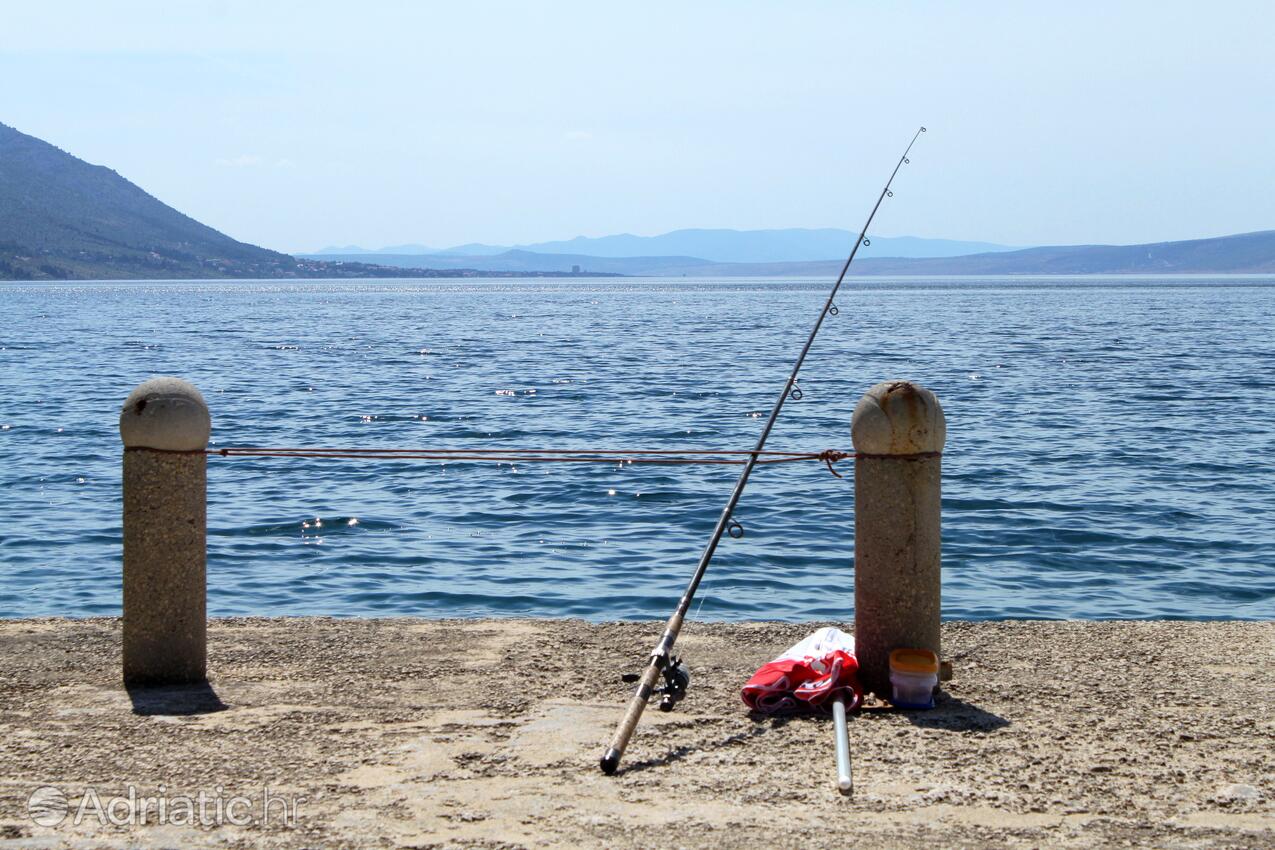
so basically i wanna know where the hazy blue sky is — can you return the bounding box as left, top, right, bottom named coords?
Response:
left=3, top=1, right=1272, bottom=253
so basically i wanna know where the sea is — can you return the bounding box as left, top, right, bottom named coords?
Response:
left=1, top=277, right=1272, bottom=621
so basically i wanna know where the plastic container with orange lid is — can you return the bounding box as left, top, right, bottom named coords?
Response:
left=889, top=648, right=939, bottom=709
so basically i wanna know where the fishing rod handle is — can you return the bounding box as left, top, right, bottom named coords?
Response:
left=600, top=659, right=662, bottom=774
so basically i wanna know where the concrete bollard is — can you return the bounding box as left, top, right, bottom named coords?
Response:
left=119, top=377, right=211, bottom=684
left=851, top=380, right=946, bottom=698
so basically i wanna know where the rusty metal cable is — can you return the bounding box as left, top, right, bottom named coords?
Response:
left=208, top=446, right=854, bottom=475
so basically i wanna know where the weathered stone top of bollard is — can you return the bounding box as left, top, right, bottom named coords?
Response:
left=851, top=380, right=946, bottom=456
left=119, top=377, right=211, bottom=451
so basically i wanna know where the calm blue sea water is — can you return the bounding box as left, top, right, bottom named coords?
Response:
left=1, top=278, right=1272, bottom=621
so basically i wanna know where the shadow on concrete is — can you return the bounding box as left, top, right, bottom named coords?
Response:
left=126, top=680, right=228, bottom=716
left=615, top=693, right=1007, bottom=775
left=618, top=716, right=790, bottom=775
left=894, top=693, right=1009, bottom=732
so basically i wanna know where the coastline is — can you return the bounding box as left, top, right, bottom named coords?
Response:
left=6, top=272, right=1275, bottom=284
left=0, top=618, right=1270, bottom=848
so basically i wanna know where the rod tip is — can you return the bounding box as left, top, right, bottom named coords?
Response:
left=600, top=749, right=621, bottom=775
left=838, top=779, right=853, bottom=796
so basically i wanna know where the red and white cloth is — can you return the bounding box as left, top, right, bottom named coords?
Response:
left=740, top=627, right=862, bottom=715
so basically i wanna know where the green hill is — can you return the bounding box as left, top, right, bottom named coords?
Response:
left=0, top=123, right=621, bottom=281
left=0, top=122, right=311, bottom=280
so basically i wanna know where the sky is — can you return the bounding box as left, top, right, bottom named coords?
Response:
left=2, top=1, right=1273, bottom=254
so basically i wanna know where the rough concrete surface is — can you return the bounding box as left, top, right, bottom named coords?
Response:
left=853, top=455, right=942, bottom=694
left=0, top=618, right=1271, bottom=849
left=121, top=450, right=207, bottom=684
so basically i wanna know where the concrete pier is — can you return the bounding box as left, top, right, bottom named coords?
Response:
left=2, top=618, right=1270, bottom=848
left=119, top=377, right=211, bottom=684
left=851, top=380, right=946, bottom=698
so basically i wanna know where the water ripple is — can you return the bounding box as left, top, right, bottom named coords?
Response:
left=1, top=277, right=1273, bottom=621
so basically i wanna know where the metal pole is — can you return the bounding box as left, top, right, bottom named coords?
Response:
left=833, top=694, right=853, bottom=795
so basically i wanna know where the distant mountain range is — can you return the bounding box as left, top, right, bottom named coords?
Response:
left=306, top=230, right=1275, bottom=277
left=313, top=230, right=1016, bottom=263
left=712, top=230, right=1275, bottom=276
left=4, top=121, right=1274, bottom=280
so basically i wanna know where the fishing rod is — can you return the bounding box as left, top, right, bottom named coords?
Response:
left=599, top=126, right=927, bottom=775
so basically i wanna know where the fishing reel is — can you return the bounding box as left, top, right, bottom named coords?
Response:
left=621, top=656, right=691, bottom=712
left=657, top=657, right=690, bottom=711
